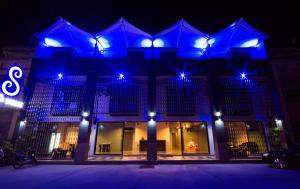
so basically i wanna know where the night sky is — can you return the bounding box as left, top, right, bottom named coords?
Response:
left=0, top=0, right=299, bottom=48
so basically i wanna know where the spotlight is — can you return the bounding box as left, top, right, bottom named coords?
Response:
left=20, top=120, right=26, bottom=127
left=119, top=73, right=124, bottom=80
left=148, top=118, right=156, bottom=126
left=180, top=73, right=186, bottom=79
left=214, top=111, right=222, bottom=117
left=149, top=112, right=155, bottom=117
left=57, top=73, right=63, bottom=80
left=240, top=73, right=246, bottom=79
left=82, top=112, right=89, bottom=118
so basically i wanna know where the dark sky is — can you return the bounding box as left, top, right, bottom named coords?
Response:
left=0, top=0, right=299, bottom=48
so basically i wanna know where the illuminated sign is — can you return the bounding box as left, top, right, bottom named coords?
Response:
left=2, top=66, right=22, bottom=96
left=0, top=93, right=23, bottom=108
left=0, top=66, right=24, bottom=108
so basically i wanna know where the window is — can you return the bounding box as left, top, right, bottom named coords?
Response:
left=95, top=123, right=123, bottom=155
left=182, top=122, right=209, bottom=154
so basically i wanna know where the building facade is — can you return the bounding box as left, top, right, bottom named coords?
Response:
left=0, top=47, right=34, bottom=140
left=14, top=18, right=289, bottom=162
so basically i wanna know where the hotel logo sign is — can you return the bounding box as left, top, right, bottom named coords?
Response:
left=0, top=66, right=24, bottom=108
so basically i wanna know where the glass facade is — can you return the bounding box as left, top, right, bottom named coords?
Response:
left=182, top=122, right=209, bottom=154
left=94, top=122, right=148, bottom=155
left=156, top=122, right=209, bottom=156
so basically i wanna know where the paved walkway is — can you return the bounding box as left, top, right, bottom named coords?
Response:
left=0, top=164, right=300, bottom=189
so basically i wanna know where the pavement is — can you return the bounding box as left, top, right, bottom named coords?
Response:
left=0, top=164, right=300, bottom=189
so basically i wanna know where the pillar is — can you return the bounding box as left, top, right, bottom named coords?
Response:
left=74, top=72, right=97, bottom=163
left=147, top=75, right=157, bottom=162
left=208, top=72, right=229, bottom=162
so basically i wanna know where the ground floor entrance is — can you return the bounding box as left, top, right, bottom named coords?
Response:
left=89, top=121, right=213, bottom=161
left=18, top=120, right=269, bottom=161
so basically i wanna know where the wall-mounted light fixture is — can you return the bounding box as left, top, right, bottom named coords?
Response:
left=214, top=111, right=222, bottom=117
left=149, top=111, right=156, bottom=117
left=19, top=120, right=26, bottom=128
left=214, top=110, right=223, bottom=127
left=82, top=111, right=89, bottom=118
left=275, top=118, right=283, bottom=129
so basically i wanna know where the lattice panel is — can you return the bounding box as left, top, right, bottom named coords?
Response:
left=225, top=122, right=267, bottom=159
left=221, top=79, right=253, bottom=115
left=157, top=77, right=210, bottom=115
left=18, top=122, right=79, bottom=159
left=50, top=85, right=84, bottom=116
left=93, top=78, right=147, bottom=117
left=109, top=79, right=139, bottom=114
left=26, top=77, right=85, bottom=122
left=166, top=78, right=195, bottom=114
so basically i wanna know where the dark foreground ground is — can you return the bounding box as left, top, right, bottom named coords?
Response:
left=0, top=164, right=300, bottom=189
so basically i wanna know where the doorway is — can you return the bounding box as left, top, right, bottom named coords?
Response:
left=123, top=128, right=134, bottom=152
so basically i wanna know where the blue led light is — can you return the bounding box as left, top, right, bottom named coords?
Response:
left=44, top=38, right=62, bottom=47
left=57, top=73, right=63, bottom=80
left=141, top=39, right=152, bottom=47
left=97, top=37, right=110, bottom=48
left=194, top=38, right=208, bottom=49
left=180, top=73, right=186, bottom=79
left=240, top=39, right=259, bottom=48
left=119, top=73, right=124, bottom=80
left=208, top=38, right=215, bottom=46
left=240, top=73, right=246, bottom=79
left=153, top=39, right=164, bottom=47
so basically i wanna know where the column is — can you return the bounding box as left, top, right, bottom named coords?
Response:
left=147, top=75, right=157, bottom=162
left=208, top=72, right=229, bottom=162
left=74, top=72, right=97, bottom=163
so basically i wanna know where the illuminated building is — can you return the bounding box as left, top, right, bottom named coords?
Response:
left=15, top=18, right=289, bottom=162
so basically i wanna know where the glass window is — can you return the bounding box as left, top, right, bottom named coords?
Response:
left=123, top=122, right=147, bottom=155
left=95, top=123, right=123, bottom=155
left=156, top=122, right=182, bottom=155
left=182, top=122, right=209, bottom=154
